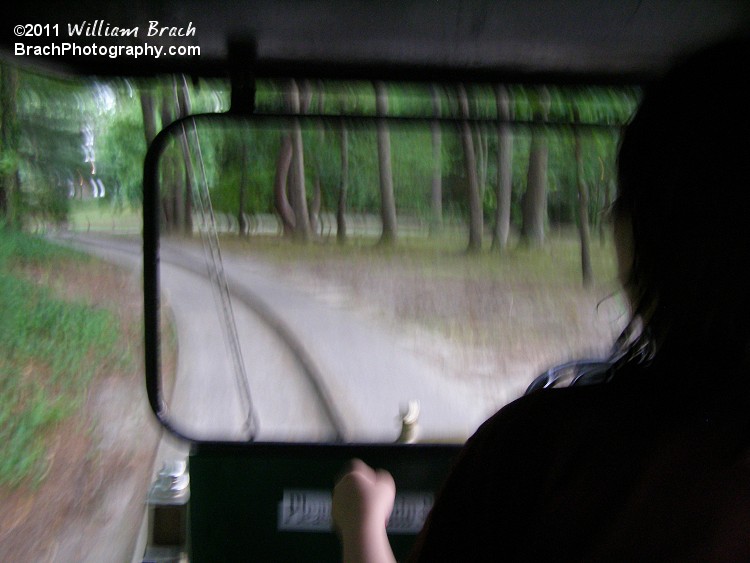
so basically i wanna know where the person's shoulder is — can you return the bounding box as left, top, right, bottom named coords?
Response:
left=446, top=382, right=622, bottom=481
left=475, top=382, right=617, bottom=442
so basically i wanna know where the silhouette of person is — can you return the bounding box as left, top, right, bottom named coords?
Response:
left=333, top=40, right=750, bottom=562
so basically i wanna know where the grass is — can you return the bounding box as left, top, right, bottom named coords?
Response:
left=67, top=200, right=142, bottom=233
left=221, top=227, right=619, bottom=299
left=224, top=226, right=616, bottom=280
left=199, top=222, right=624, bottom=359
left=220, top=228, right=625, bottom=404
left=0, top=231, right=123, bottom=487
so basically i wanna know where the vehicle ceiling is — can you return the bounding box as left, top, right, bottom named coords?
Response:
left=3, top=0, right=750, bottom=84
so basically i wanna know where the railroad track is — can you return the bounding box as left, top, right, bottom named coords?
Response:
left=51, top=231, right=483, bottom=561
left=51, top=233, right=349, bottom=443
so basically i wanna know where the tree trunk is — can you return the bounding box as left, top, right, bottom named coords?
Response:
left=290, top=120, right=311, bottom=242
left=0, top=63, right=20, bottom=229
left=273, top=79, right=313, bottom=237
left=139, top=89, right=158, bottom=146
left=139, top=86, right=161, bottom=231
left=429, top=84, right=443, bottom=236
left=574, top=110, right=593, bottom=287
left=600, top=178, right=613, bottom=246
left=159, top=87, right=177, bottom=233
left=238, top=143, right=249, bottom=236
left=309, top=83, right=324, bottom=234
left=492, top=84, right=513, bottom=251
left=273, top=133, right=296, bottom=235
left=287, top=80, right=312, bottom=242
left=175, top=75, right=193, bottom=236
left=458, top=84, right=483, bottom=253
left=374, top=81, right=398, bottom=245
left=337, top=119, right=349, bottom=244
left=521, top=132, right=548, bottom=245
left=476, top=124, right=489, bottom=199
left=520, top=87, right=550, bottom=246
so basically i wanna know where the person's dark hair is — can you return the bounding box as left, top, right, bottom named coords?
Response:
left=613, top=40, right=750, bottom=371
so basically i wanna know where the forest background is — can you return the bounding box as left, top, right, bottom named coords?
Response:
left=1, top=62, right=638, bottom=285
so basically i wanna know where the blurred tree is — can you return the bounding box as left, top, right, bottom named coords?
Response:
left=574, top=106, right=593, bottom=286
left=159, top=83, right=179, bottom=232
left=104, top=77, right=636, bottom=247
left=520, top=87, right=550, bottom=246
left=327, top=82, right=366, bottom=243
left=288, top=80, right=312, bottom=242
left=309, top=81, right=325, bottom=235
left=374, top=81, right=397, bottom=245
left=140, top=86, right=158, bottom=147
left=16, top=71, right=91, bottom=227
left=0, top=62, right=20, bottom=229
left=492, top=84, right=513, bottom=251
left=429, top=83, right=443, bottom=236
left=173, top=75, right=194, bottom=236
left=337, top=121, right=349, bottom=243
left=273, top=79, right=313, bottom=239
left=458, top=84, right=483, bottom=252
left=237, top=140, right=250, bottom=236
left=273, top=124, right=295, bottom=235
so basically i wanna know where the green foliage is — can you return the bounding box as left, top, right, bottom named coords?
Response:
left=190, top=79, right=635, bottom=233
left=208, top=122, right=279, bottom=215
left=93, top=77, right=230, bottom=210
left=16, top=71, right=92, bottom=224
left=227, top=228, right=617, bottom=287
left=390, top=125, right=433, bottom=214
left=66, top=198, right=141, bottom=233
left=93, top=81, right=147, bottom=207
left=9, top=68, right=637, bottom=238
left=0, top=232, right=120, bottom=487
left=0, top=151, right=18, bottom=175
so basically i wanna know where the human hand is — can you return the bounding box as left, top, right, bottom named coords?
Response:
left=333, top=459, right=396, bottom=537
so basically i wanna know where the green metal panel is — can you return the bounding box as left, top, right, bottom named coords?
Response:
left=188, top=442, right=461, bottom=562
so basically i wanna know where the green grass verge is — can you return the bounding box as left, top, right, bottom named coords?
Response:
left=0, top=231, right=121, bottom=487
left=221, top=228, right=618, bottom=287
left=67, top=200, right=142, bottom=233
